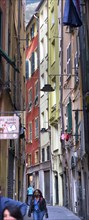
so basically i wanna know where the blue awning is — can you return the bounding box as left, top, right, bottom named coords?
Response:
left=63, top=0, right=82, bottom=27
left=0, top=47, right=19, bottom=72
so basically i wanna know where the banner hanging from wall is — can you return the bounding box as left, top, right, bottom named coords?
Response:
left=0, top=115, right=19, bottom=139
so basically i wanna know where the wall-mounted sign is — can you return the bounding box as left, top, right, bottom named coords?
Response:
left=0, top=116, right=19, bottom=139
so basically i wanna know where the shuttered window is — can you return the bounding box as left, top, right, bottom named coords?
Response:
left=26, top=60, right=29, bottom=79
left=47, top=146, right=50, bottom=161
left=31, top=24, right=34, bottom=39
left=31, top=52, right=35, bottom=74
left=67, top=43, right=71, bottom=76
left=67, top=98, right=72, bottom=132
left=35, top=117, right=39, bottom=138
left=28, top=122, right=32, bottom=143
left=75, top=110, right=79, bottom=143
left=74, top=52, right=79, bottom=86
left=42, top=148, right=45, bottom=162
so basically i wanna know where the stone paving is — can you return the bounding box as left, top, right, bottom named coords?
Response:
left=24, top=205, right=81, bottom=220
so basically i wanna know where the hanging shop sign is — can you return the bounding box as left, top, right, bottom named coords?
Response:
left=0, top=116, right=19, bottom=139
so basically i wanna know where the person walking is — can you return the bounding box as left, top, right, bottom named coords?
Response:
left=28, top=189, right=48, bottom=220
left=26, top=185, right=34, bottom=206
left=2, top=205, right=23, bottom=220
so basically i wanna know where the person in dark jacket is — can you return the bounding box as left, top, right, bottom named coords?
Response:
left=28, top=189, right=48, bottom=220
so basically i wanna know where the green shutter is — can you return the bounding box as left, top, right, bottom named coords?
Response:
left=67, top=98, right=72, bottom=132
left=75, top=110, right=78, bottom=143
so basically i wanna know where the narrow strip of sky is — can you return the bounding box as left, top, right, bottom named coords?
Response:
left=26, top=0, right=41, bottom=25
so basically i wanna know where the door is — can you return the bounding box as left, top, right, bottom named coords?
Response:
left=44, top=170, right=50, bottom=204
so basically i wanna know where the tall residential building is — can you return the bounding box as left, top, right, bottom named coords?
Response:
left=61, top=0, right=88, bottom=219
left=26, top=14, right=40, bottom=189
left=47, top=0, right=63, bottom=205
left=26, top=0, right=63, bottom=206
left=0, top=0, right=26, bottom=201
left=37, top=0, right=52, bottom=204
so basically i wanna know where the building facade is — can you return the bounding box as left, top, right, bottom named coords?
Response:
left=47, top=0, right=63, bottom=206
left=25, top=1, right=89, bottom=219
left=0, top=0, right=26, bottom=201
left=38, top=0, right=52, bottom=204
left=26, top=14, right=40, bottom=189
left=60, top=0, right=89, bottom=219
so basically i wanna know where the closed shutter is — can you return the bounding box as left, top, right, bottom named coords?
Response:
left=31, top=52, right=34, bottom=74
left=67, top=98, right=72, bottom=132
left=44, top=171, right=50, bottom=204
left=75, top=110, right=79, bottom=143
left=26, top=60, right=29, bottom=79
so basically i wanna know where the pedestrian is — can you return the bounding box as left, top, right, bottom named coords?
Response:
left=28, top=189, right=48, bottom=220
left=0, top=195, right=27, bottom=219
left=2, top=205, right=23, bottom=220
left=26, top=184, right=34, bottom=206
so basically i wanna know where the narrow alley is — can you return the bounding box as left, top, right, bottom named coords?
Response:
left=24, top=206, right=81, bottom=220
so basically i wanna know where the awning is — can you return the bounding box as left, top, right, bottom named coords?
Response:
left=0, top=47, right=19, bottom=72
left=63, top=0, right=82, bottom=27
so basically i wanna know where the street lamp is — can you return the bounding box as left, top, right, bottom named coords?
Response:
left=40, top=84, right=54, bottom=92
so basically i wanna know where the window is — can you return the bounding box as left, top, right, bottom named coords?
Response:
left=66, top=98, right=72, bottom=132
left=28, top=89, right=32, bottom=111
left=34, top=81, right=38, bottom=105
left=40, top=10, right=44, bottom=27
left=51, top=7, right=55, bottom=26
left=35, top=118, right=39, bottom=138
left=34, top=49, right=38, bottom=70
left=26, top=59, right=32, bottom=79
left=44, top=3, right=47, bottom=21
left=74, top=52, right=79, bottom=86
left=52, top=125, right=59, bottom=151
left=45, top=33, right=48, bottom=57
left=26, top=33, right=29, bottom=48
left=75, top=110, right=79, bottom=144
left=40, top=38, right=44, bottom=62
left=28, top=122, right=32, bottom=143
left=51, top=78, right=56, bottom=108
left=41, top=112, right=44, bottom=128
left=26, top=60, right=29, bottom=79
left=47, top=146, right=50, bottom=161
left=41, top=73, right=45, bottom=90
left=51, top=39, right=55, bottom=65
left=31, top=52, right=35, bottom=74
left=30, top=24, right=34, bottom=39
left=42, top=148, right=45, bottom=162
left=35, top=151, right=39, bottom=164
left=67, top=43, right=71, bottom=76
left=28, top=154, right=31, bottom=166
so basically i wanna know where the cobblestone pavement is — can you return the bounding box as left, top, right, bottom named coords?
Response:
left=24, top=205, right=81, bottom=220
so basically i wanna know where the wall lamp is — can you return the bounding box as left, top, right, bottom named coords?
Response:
left=40, top=127, right=51, bottom=133
left=40, top=128, right=48, bottom=133
left=40, top=73, right=78, bottom=92
left=40, top=84, right=54, bottom=92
